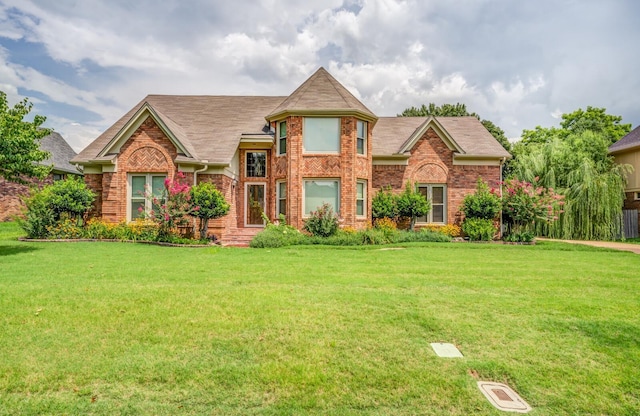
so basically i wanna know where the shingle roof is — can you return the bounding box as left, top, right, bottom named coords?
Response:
left=609, top=125, right=640, bottom=154
left=40, top=132, right=80, bottom=174
left=265, top=67, right=376, bottom=120
left=73, top=95, right=286, bottom=165
left=373, top=116, right=511, bottom=157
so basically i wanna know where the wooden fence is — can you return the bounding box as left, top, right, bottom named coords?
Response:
left=623, top=209, right=639, bottom=238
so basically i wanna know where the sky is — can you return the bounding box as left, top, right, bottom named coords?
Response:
left=0, top=0, right=638, bottom=152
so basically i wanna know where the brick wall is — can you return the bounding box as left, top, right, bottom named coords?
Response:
left=271, top=116, right=372, bottom=230
left=372, top=127, right=501, bottom=225
left=1, top=175, right=54, bottom=221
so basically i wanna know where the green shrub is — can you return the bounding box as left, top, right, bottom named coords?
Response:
left=303, top=203, right=339, bottom=237
left=372, top=186, right=398, bottom=220
left=504, top=230, right=536, bottom=243
left=462, top=218, right=496, bottom=241
left=190, top=182, right=230, bottom=239
left=397, top=181, right=430, bottom=230
left=395, top=229, right=452, bottom=243
left=250, top=223, right=304, bottom=248
left=360, top=228, right=396, bottom=245
left=461, top=178, right=501, bottom=220
left=20, top=188, right=55, bottom=238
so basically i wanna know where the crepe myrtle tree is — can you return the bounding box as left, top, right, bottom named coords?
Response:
left=190, top=182, right=230, bottom=239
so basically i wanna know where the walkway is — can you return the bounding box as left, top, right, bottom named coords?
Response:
left=538, top=238, right=640, bottom=255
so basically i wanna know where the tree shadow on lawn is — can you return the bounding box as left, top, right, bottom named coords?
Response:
left=0, top=244, right=42, bottom=257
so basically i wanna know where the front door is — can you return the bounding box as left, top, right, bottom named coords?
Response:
left=246, top=183, right=266, bottom=226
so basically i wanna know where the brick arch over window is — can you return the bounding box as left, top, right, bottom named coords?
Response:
left=410, top=162, right=448, bottom=184
left=124, top=146, right=171, bottom=172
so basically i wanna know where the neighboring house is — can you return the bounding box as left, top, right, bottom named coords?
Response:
left=0, top=132, right=82, bottom=221
left=72, top=68, right=510, bottom=241
left=609, top=125, right=640, bottom=235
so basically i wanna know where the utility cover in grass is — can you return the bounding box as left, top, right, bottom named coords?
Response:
left=477, top=381, right=531, bottom=413
left=430, top=342, right=463, bottom=358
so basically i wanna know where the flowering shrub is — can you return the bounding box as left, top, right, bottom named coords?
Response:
left=423, top=224, right=462, bottom=237
left=143, top=172, right=194, bottom=240
left=303, top=203, right=339, bottom=237
left=502, top=178, right=564, bottom=236
left=373, top=217, right=397, bottom=232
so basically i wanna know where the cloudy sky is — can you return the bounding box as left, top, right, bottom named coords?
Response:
left=0, top=0, right=638, bottom=152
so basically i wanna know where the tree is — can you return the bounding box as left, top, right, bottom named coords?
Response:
left=371, top=186, right=398, bottom=220
left=399, top=102, right=512, bottom=153
left=0, top=92, right=51, bottom=183
left=460, top=178, right=501, bottom=220
left=560, top=106, right=631, bottom=145
left=397, top=181, right=430, bottom=231
left=190, top=182, right=230, bottom=239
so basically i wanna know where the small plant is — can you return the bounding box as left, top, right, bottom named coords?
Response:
left=373, top=217, right=397, bottom=232
left=504, top=230, right=536, bottom=243
left=372, top=186, right=398, bottom=220
left=397, top=181, right=430, bottom=231
left=462, top=218, right=496, bottom=241
left=423, top=224, right=461, bottom=237
left=303, top=203, right=339, bottom=237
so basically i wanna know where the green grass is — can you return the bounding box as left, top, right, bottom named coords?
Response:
left=1, top=221, right=639, bottom=415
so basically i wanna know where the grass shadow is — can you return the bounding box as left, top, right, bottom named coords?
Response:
left=0, top=244, right=42, bottom=256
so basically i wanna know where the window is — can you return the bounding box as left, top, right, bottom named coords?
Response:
left=417, top=184, right=447, bottom=224
left=357, top=120, right=367, bottom=155
left=303, top=118, right=340, bottom=153
left=129, top=174, right=166, bottom=220
left=356, top=180, right=366, bottom=217
left=277, top=181, right=287, bottom=217
left=52, top=173, right=65, bottom=181
left=304, top=179, right=340, bottom=216
left=278, top=121, right=287, bottom=155
left=635, top=191, right=640, bottom=200
left=246, top=152, right=266, bottom=177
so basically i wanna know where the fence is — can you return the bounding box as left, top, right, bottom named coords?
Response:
left=623, top=209, right=639, bottom=239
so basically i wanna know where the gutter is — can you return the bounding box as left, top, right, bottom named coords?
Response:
left=193, top=161, right=209, bottom=185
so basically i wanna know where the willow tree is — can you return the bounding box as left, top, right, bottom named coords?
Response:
left=511, top=131, right=630, bottom=240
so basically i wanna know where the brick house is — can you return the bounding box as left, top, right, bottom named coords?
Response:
left=0, top=132, right=81, bottom=221
left=72, top=68, right=510, bottom=242
left=609, top=125, right=640, bottom=236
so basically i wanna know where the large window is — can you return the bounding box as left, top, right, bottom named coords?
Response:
left=129, top=174, right=166, bottom=220
left=246, top=151, right=266, bottom=177
left=303, top=118, right=340, bottom=153
left=277, top=181, right=287, bottom=217
left=356, top=180, right=366, bottom=217
left=417, top=184, right=447, bottom=224
left=278, top=121, right=286, bottom=155
left=304, top=179, right=340, bottom=216
left=357, top=120, right=367, bottom=155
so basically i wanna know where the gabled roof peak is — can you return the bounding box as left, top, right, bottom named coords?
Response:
left=266, top=67, right=377, bottom=121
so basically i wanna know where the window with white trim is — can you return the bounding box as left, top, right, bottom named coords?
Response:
left=356, top=120, right=367, bottom=155
left=303, top=118, right=340, bottom=153
left=278, top=121, right=286, bottom=155
left=277, top=181, right=287, bottom=217
left=246, top=151, right=267, bottom=177
left=129, top=174, right=166, bottom=220
left=417, top=184, right=447, bottom=224
left=635, top=191, right=640, bottom=200
left=356, top=180, right=366, bottom=217
left=303, top=179, right=340, bottom=216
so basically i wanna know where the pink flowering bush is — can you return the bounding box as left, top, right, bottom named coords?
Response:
left=143, top=172, right=195, bottom=240
left=502, top=178, right=564, bottom=238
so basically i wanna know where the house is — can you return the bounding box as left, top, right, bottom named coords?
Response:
left=0, top=132, right=81, bottom=221
left=609, top=125, right=640, bottom=236
left=72, top=68, right=510, bottom=242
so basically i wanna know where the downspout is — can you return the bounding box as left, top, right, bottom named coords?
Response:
left=499, top=156, right=506, bottom=237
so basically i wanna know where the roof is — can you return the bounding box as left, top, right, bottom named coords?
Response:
left=73, top=95, right=286, bottom=165
left=373, top=116, right=511, bottom=158
left=609, top=125, right=640, bottom=154
left=266, top=67, right=377, bottom=121
left=40, top=132, right=80, bottom=174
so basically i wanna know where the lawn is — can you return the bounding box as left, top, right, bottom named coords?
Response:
left=1, top=222, right=639, bottom=415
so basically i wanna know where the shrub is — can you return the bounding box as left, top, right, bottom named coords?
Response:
left=397, top=181, right=430, bottom=231
left=461, top=178, right=501, bottom=220
left=360, top=228, right=395, bottom=245
left=250, top=222, right=304, bottom=248
left=503, top=230, right=536, bottom=243
left=462, top=218, right=496, bottom=241
left=423, top=224, right=462, bottom=237
left=373, top=217, right=397, bottom=232
left=47, top=177, right=96, bottom=221
left=303, top=203, right=339, bottom=237
left=372, top=186, right=398, bottom=220
left=45, top=218, right=83, bottom=239
left=190, top=182, right=230, bottom=239
left=395, top=229, right=452, bottom=243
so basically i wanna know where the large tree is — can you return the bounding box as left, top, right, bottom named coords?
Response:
left=0, top=92, right=51, bottom=183
left=400, top=102, right=512, bottom=153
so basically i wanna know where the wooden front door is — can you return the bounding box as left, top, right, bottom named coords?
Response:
left=246, top=183, right=266, bottom=226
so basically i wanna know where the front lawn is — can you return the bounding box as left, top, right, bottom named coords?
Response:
left=1, top=222, right=638, bottom=415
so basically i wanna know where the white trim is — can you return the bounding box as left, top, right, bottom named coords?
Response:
left=399, top=117, right=463, bottom=154
left=356, top=120, right=367, bottom=156
left=453, top=158, right=503, bottom=166
left=276, top=180, right=287, bottom=217
left=277, top=120, right=287, bottom=156
left=127, top=173, right=167, bottom=222
left=302, top=178, right=341, bottom=217
left=416, top=184, right=447, bottom=225
left=244, top=182, right=266, bottom=227
left=634, top=191, right=640, bottom=201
